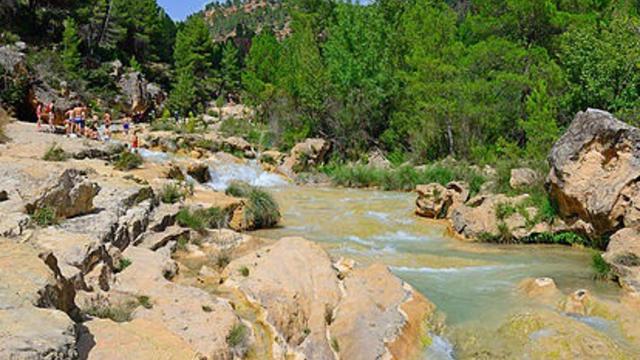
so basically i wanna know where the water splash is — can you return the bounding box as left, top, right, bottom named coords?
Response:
left=207, top=160, right=288, bottom=191
left=391, top=265, right=522, bottom=274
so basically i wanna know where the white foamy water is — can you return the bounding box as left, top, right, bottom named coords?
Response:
left=207, top=160, right=288, bottom=191
left=138, top=148, right=171, bottom=163
left=391, top=265, right=521, bottom=274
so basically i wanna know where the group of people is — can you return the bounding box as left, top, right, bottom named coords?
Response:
left=35, top=99, right=138, bottom=151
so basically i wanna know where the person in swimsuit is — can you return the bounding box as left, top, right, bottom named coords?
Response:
left=36, top=101, right=43, bottom=131
left=130, top=130, right=139, bottom=153
left=64, top=109, right=74, bottom=135
left=46, top=102, right=55, bottom=132
left=103, top=112, right=112, bottom=140
left=123, top=117, right=130, bottom=136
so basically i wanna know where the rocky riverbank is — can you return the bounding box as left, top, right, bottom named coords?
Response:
left=0, top=119, right=436, bottom=359
left=415, top=109, right=640, bottom=341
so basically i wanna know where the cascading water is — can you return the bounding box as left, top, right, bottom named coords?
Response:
left=206, top=159, right=288, bottom=191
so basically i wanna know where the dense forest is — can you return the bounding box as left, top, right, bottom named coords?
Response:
left=2, top=0, right=640, bottom=166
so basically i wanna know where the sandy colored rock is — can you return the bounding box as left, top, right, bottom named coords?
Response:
left=0, top=307, right=77, bottom=359
left=279, top=138, right=330, bottom=176
left=509, top=167, right=538, bottom=189
left=225, top=237, right=341, bottom=359
left=604, top=227, right=640, bottom=293
left=26, top=168, right=101, bottom=219
left=114, top=246, right=240, bottom=358
left=450, top=193, right=530, bottom=239
left=78, top=318, right=197, bottom=360
left=548, top=109, right=640, bottom=236
left=331, top=263, right=436, bottom=360
left=517, top=277, right=562, bottom=305
left=415, top=181, right=469, bottom=219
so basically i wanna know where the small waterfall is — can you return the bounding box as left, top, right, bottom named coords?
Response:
left=137, top=148, right=171, bottom=163
left=207, top=160, right=287, bottom=191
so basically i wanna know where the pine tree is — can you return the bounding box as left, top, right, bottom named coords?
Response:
left=220, top=41, right=241, bottom=99
left=168, top=67, right=197, bottom=115
left=62, top=17, right=82, bottom=76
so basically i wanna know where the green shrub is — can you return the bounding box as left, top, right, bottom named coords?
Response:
left=176, top=235, right=189, bottom=251
left=159, top=183, right=186, bottom=204
left=84, top=300, right=138, bottom=322
left=226, top=323, right=247, bottom=347
left=176, top=207, right=229, bottom=231
left=114, top=151, right=143, bottom=171
left=226, top=182, right=280, bottom=229
left=116, top=258, right=132, bottom=272
left=32, top=206, right=58, bottom=226
left=150, top=118, right=176, bottom=131
left=43, top=143, right=68, bottom=162
left=239, top=266, right=250, bottom=277
left=216, top=251, right=231, bottom=269
left=137, top=295, right=152, bottom=309
left=323, top=162, right=486, bottom=194
left=495, top=203, right=517, bottom=221
left=592, top=252, right=611, bottom=280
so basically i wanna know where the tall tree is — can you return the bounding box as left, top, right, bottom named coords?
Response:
left=61, top=17, right=82, bottom=76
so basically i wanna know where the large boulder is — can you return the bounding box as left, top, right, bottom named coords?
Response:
left=26, top=169, right=101, bottom=219
left=117, top=71, right=152, bottom=115
left=547, top=109, right=640, bottom=236
left=415, top=181, right=469, bottom=219
left=186, top=162, right=211, bottom=183
left=0, top=44, right=26, bottom=74
left=330, top=263, right=437, bottom=360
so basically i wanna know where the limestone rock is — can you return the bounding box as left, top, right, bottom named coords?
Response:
left=117, top=71, right=151, bottom=114
left=604, top=227, right=640, bottom=293
left=331, top=263, right=437, bottom=360
left=367, top=149, right=392, bottom=169
left=450, top=193, right=530, bottom=239
left=78, top=318, right=197, bottom=360
left=135, top=226, right=190, bottom=251
left=0, top=307, right=78, bottom=360
left=225, top=237, right=341, bottom=359
left=114, top=246, right=239, bottom=358
left=509, top=167, right=538, bottom=189
left=224, top=136, right=252, bottom=153
left=517, top=277, right=562, bottom=304
left=186, top=162, right=211, bottom=184
left=415, top=181, right=469, bottom=219
left=279, top=138, right=331, bottom=177
left=26, top=169, right=101, bottom=219
left=548, top=109, right=640, bottom=235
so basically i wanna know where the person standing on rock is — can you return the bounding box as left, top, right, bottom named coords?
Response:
left=103, top=112, right=112, bottom=140
left=131, top=130, right=139, bottom=153
left=46, top=101, right=55, bottom=132
left=36, top=101, right=43, bottom=131
left=123, top=117, right=130, bottom=136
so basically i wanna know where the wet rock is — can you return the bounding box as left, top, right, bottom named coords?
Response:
left=548, top=109, right=640, bottom=236
left=26, top=168, right=101, bottom=219
left=186, top=162, right=211, bottom=184
left=517, top=277, right=562, bottom=304
left=279, top=138, right=331, bottom=177
left=509, top=167, right=538, bottom=189
left=73, top=142, right=126, bottom=161
left=331, top=263, right=437, bottom=360
left=604, top=227, right=640, bottom=293
left=78, top=318, right=197, bottom=360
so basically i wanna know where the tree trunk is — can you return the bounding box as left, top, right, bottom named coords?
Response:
left=446, top=116, right=454, bottom=156
left=97, top=0, right=113, bottom=48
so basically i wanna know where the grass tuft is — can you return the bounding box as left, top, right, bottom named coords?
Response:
left=114, top=151, right=143, bottom=171
left=32, top=206, right=58, bottom=226
left=176, top=207, right=229, bottom=231
left=226, top=323, right=247, bottom=348
left=43, top=142, right=68, bottom=162
left=159, top=183, right=186, bottom=204
left=592, top=252, right=612, bottom=280
left=225, top=181, right=280, bottom=229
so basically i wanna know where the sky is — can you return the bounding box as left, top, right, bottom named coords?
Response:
left=158, top=0, right=211, bottom=21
